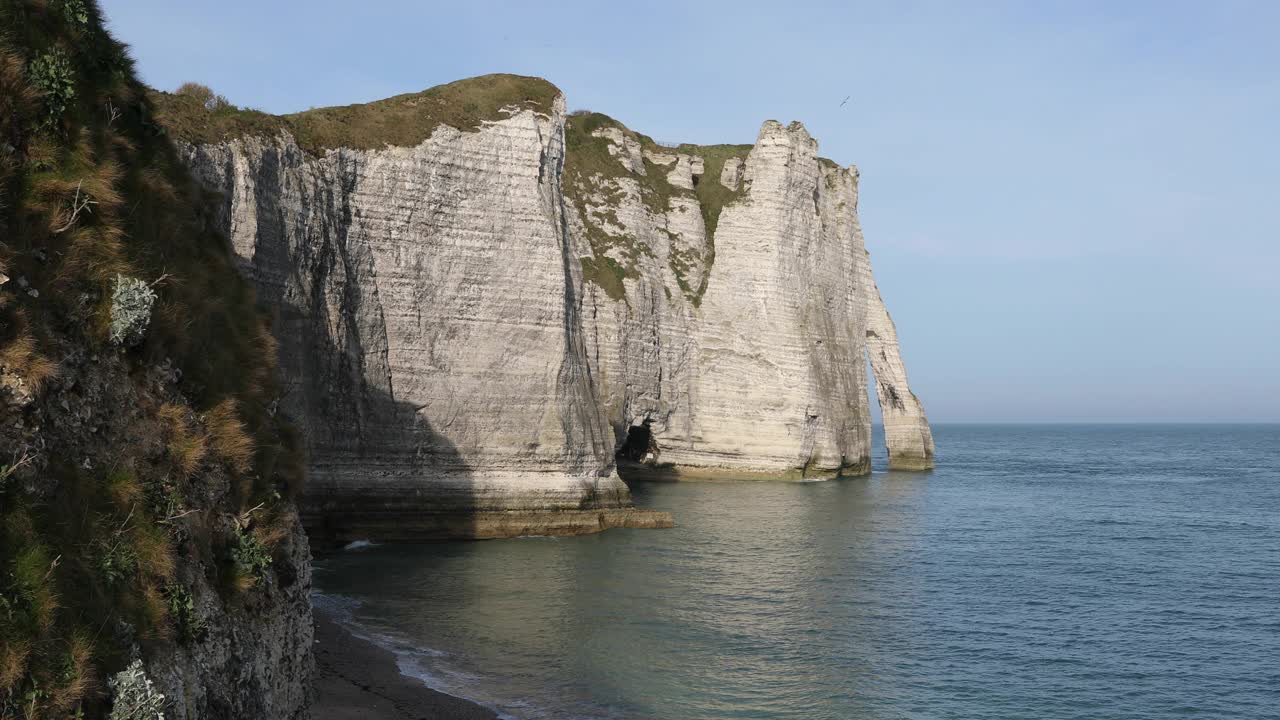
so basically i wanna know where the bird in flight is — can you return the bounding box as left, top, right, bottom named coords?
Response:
left=839, top=95, right=850, bottom=107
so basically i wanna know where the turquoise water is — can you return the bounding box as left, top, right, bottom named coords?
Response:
left=313, top=425, right=1280, bottom=719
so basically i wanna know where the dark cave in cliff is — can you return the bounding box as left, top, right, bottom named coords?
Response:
left=615, top=420, right=678, bottom=482
left=617, top=421, right=654, bottom=462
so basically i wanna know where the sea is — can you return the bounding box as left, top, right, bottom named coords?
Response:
left=312, top=424, right=1280, bottom=720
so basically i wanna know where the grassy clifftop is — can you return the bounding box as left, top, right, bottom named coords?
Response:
left=1, top=1, right=304, bottom=717
left=152, top=73, right=561, bottom=156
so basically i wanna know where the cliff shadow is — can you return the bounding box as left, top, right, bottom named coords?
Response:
left=245, top=147, right=475, bottom=549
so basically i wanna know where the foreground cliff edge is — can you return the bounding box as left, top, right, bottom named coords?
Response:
left=155, top=73, right=933, bottom=545
left=2, top=2, right=310, bottom=718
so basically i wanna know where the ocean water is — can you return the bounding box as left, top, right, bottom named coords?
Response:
left=313, top=425, right=1280, bottom=720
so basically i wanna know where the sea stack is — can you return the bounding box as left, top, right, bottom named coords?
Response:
left=566, top=114, right=936, bottom=477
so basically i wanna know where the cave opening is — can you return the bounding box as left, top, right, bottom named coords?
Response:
left=616, top=419, right=680, bottom=481
left=617, top=421, right=654, bottom=462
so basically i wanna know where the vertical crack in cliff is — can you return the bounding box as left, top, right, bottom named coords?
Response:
left=548, top=107, right=622, bottom=482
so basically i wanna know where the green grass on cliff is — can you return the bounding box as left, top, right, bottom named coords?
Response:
left=563, top=111, right=750, bottom=306
left=152, top=73, right=561, bottom=156
left=662, top=142, right=749, bottom=303
left=0, top=1, right=303, bottom=716
left=562, top=112, right=653, bottom=302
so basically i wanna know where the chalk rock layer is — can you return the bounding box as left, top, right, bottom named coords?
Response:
left=176, top=90, right=672, bottom=541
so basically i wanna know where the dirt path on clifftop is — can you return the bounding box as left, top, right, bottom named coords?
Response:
left=313, top=608, right=498, bottom=720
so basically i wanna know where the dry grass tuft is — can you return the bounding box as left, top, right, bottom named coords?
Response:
left=206, top=398, right=254, bottom=475
left=131, top=521, right=176, bottom=582
left=104, top=467, right=143, bottom=509
left=12, top=543, right=60, bottom=634
left=139, top=165, right=179, bottom=204
left=230, top=569, right=257, bottom=594
left=0, top=639, right=30, bottom=695
left=0, top=301, right=60, bottom=392
left=0, top=50, right=36, bottom=142
left=138, top=581, right=172, bottom=640
left=80, top=156, right=125, bottom=215
left=159, top=402, right=207, bottom=479
left=252, top=512, right=291, bottom=552
left=45, top=632, right=94, bottom=712
left=156, top=402, right=185, bottom=427
left=54, top=205, right=130, bottom=291
left=0, top=319, right=60, bottom=395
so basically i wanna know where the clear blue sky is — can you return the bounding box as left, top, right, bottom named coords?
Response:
left=100, top=0, right=1279, bottom=423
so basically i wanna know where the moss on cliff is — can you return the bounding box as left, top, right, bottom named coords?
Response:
left=677, top=144, right=750, bottom=239
left=152, top=73, right=561, bottom=157
left=564, top=111, right=751, bottom=307
left=563, top=112, right=652, bottom=301
left=0, top=1, right=303, bottom=716
left=661, top=143, right=749, bottom=306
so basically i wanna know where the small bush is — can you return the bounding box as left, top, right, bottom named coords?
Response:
left=27, top=49, right=76, bottom=128
left=107, top=659, right=165, bottom=720
left=163, top=583, right=203, bottom=643
left=96, top=538, right=138, bottom=587
left=109, top=274, right=157, bottom=347
left=174, top=82, right=229, bottom=111
left=57, top=0, right=90, bottom=30
left=230, top=527, right=271, bottom=591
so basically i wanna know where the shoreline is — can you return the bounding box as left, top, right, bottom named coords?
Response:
left=312, top=605, right=498, bottom=720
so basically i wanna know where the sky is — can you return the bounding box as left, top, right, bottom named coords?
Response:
left=99, top=0, right=1279, bottom=423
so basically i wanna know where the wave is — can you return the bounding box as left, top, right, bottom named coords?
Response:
left=311, top=592, right=552, bottom=720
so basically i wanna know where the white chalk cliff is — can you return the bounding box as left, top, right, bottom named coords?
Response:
left=567, top=114, right=932, bottom=478
left=164, top=74, right=932, bottom=539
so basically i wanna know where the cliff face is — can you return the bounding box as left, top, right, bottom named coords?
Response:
left=171, top=81, right=670, bottom=542
left=567, top=115, right=932, bottom=477
left=163, top=74, right=933, bottom=541
left=2, top=353, right=314, bottom=720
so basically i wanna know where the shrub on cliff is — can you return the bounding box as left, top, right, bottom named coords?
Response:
left=26, top=48, right=75, bottom=127
left=0, top=1, right=305, bottom=717
left=106, top=660, right=165, bottom=720
left=108, top=274, right=156, bottom=346
left=173, top=81, right=229, bottom=111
